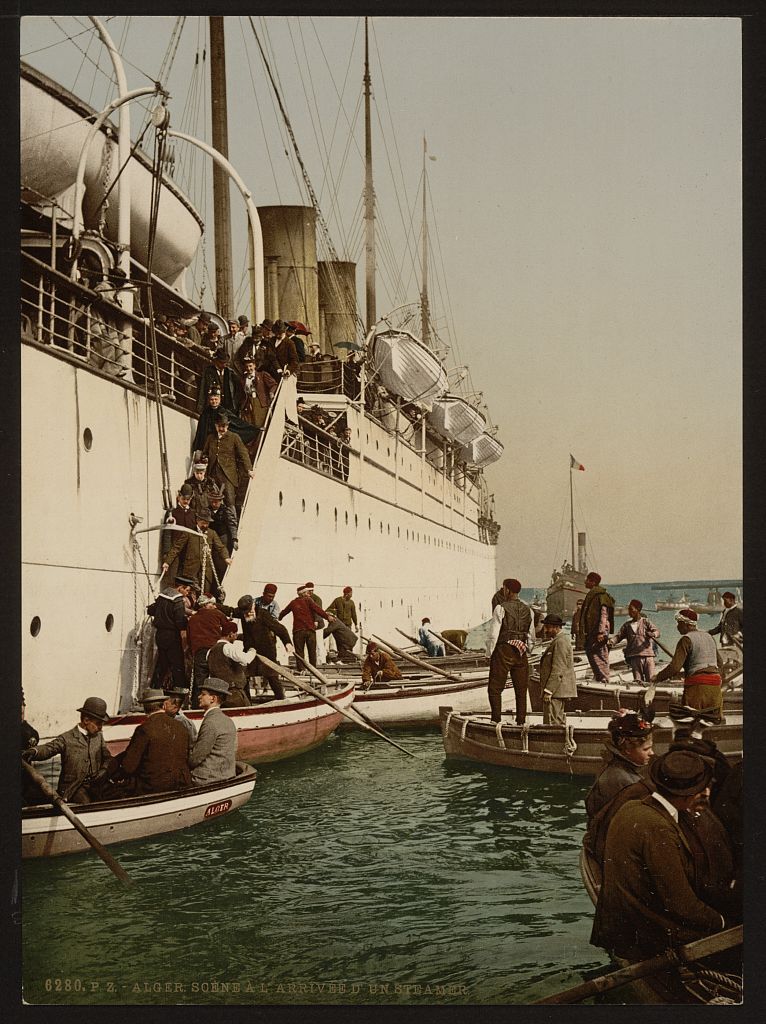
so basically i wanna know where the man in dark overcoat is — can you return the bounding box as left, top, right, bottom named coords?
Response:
left=22, top=697, right=113, bottom=803
left=162, top=508, right=232, bottom=596
left=591, top=750, right=725, bottom=962
left=236, top=594, right=294, bottom=700
left=576, top=572, right=615, bottom=682
left=202, top=411, right=254, bottom=510
left=117, top=689, right=192, bottom=794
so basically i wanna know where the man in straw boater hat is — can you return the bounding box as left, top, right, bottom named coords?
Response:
left=188, top=677, right=237, bottom=785
left=652, top=607, right=725, bottom=718
left=575, top=571, right=615, bottom=683
left=591, top=749, right=726, bottom=964
left=22, top=697, right=112, bottom=803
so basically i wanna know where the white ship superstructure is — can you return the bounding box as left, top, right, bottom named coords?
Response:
left=21, top=41, right=502, bottom=740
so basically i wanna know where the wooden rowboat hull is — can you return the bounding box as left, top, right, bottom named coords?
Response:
left=439, top=709, right=742, bottom=775
left=102, top=684, right=356, bottom=764
left=346, top=676, right=513, bottom=727
left=22, top=763, right=257, bottom=858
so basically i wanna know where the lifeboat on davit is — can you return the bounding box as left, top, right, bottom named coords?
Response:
left=368, top=328, right=448, bottom=405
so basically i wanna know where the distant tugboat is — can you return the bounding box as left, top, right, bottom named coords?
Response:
left=546, top=457, right=589, bottom=622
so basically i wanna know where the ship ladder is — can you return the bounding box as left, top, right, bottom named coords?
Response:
left=130, top=526, right=159, bottom=705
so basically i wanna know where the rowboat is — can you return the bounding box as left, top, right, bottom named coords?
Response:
left=346, top=673, right=512, bottom=728
left=102, top=682, right=356, bottom=763
left=22, top=762, right=257, bottom=858
left=527, top=674, right=743, bottom=716
left=579, top=845, right=743, bottom=1003
left=439, top=708, right=743, bottom=774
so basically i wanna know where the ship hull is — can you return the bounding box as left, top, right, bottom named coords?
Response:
left=22, top=342, right=497, bottom=738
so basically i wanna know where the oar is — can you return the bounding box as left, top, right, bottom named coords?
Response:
left=368, top=634, right=464, bottom=682
left=396, top=627, right=423, bottom=648
left=429, top=629, right=465, bottom=656
left=22, top=761, right=132, bottom=885
left=535, top=924, right=742, bottom=1004
left=293, top=652, right=422, bottom=747
left=255, top=653, right=420, bottom=759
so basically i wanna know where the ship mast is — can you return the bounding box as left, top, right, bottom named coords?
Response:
left=209, top=16, right=234, bottom=316
left=570, top=463, right=575, bottom=567
left=363, top=17, right=376, bottom=331
left=420, top=135, right=430, bottom=347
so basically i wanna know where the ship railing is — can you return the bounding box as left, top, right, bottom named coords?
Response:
left=281, top=416, right=352, bottom=482
left=21, top=251, right=211, bottom=417
left=296, top=359, right=361, bottom=400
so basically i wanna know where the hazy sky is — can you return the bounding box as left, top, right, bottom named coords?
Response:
left=20, top=15, right=742, bottom=586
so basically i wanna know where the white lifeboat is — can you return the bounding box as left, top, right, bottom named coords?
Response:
left=368, top=328, right=448, bottom=405
left=21, top=63, right=203, bottom=291
left=428, top=394, right=486, bottom=444
left=460, top=433, right=504, bottom=467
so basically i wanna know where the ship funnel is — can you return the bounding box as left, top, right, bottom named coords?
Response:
left=577, top=532, right=587, bottom=573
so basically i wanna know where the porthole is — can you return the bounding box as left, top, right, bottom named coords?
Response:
left=379, top=522, right=383, bottom=533
left=387, top=524, right=390, bottom=535
left=334, top=508, right=338, bottom=522
left=397, top=527, right=400, bottom=538
left=83, top=428, right=93, bottom=450
left=387, top=447, right=390, bottom=456
left=30, top=616, right=41, bottom=637
left=302, top=499, right=306, bottom=512
left=105, top=613, right=114, bottom=632
left=368, top=518, right=372, bottom=530
left=355, top=514, right=358, bottom=528
left=345, top=511, right=349, bottom=525
left=376, top=440, right=379, bottom=450
left=279, top=491, right=283, bottom=507
left=315, top=503, right=320, bottom=516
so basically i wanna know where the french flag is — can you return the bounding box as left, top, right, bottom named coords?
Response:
left=570, top=454, right=585, bottom=471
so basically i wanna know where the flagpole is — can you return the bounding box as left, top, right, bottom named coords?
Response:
left=570, top=460, right=575, bottom=567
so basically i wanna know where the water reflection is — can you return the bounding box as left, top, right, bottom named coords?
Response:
left=23, top=729, right=609, bottom=1005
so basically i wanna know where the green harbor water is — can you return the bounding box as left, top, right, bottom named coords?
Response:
left=22, top=728, right=608, bottom=1006
left=21, top=580, right=740, bottom=1006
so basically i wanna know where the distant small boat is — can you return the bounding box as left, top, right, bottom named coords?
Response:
left=102, top=682, right=356, bottom=764
left=655, top=591, right=692, bottom=611
left=439, top=708, right=742, bottom=774
left=22, top=762, right=257, bottom=858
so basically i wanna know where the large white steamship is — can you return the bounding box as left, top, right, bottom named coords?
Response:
left=21, top=38, right=502, bottom=740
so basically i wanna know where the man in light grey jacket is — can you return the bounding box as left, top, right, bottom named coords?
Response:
left=538, top=614, right=578, bottom=724
left=189, top=677, right=237, bottom=785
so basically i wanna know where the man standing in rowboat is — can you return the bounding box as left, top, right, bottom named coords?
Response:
left=652, top=608, right=724, bottom=717
left=576, top=572, right=615, bottom=683
left=538, top=613, right=578, bottom=724
left=610, top=599, right=660, bottom=682
left=708, top=591, right=743, bottom=647
left=486, top=577, right=534, bottom=724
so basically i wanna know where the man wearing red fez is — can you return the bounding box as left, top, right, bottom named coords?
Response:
left=610, top=599, right=661, bottom=682
left=255, top=583, right=280, bottom=618
left=486, top=577, right=534, bottom=723
left=653, top=608, right=724, bottom=716
left=576, top=572, right=615, bottom=683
